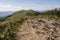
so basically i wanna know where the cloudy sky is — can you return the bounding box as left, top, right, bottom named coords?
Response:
left=0, top=0, right=60, bottom=11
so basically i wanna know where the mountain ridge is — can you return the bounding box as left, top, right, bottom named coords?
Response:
left=0, top=9, right=60, bottom=40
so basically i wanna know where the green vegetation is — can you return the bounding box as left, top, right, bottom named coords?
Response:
left=0, top=8, right=60, bottom=40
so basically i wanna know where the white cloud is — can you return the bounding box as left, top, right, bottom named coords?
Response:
left=0, top=4, right=23, bottom=11
left=0, top=4, right=60, bottom=11
left=21, top=3, right=60, bottom=11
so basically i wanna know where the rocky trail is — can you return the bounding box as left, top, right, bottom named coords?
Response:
left=17, top=18, right=60, bottom=40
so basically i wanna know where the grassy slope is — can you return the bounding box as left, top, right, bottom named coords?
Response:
left=0, top=9, right=60, bottom=40
left=0, top=10, right=40, bottom=40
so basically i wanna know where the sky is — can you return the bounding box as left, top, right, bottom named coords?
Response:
left=0, top=0, right=60, bottom=11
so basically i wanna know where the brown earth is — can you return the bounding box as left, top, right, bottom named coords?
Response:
left=17, top=18, right=60, bottom=40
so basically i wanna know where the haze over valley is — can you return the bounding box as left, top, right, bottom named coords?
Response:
left=0, top=11, right=13, bottom=17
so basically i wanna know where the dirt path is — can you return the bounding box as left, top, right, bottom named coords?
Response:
left=17, top=19, right=60, bottom=40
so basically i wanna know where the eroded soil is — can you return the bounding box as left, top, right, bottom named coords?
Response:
left=17, top=18, right=60, bottom=40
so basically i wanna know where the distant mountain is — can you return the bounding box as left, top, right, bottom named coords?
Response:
left=0, top=11, right=14, bottom=21
left=0, top=11, right=14, bottom=17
